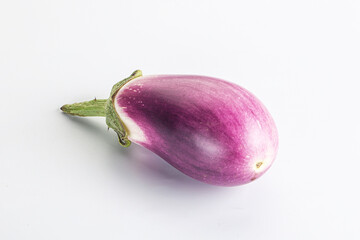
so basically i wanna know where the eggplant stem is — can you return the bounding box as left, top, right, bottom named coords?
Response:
left=61, top=99, right=107, bottom=117
left=60, top=70, right=142, bottom=147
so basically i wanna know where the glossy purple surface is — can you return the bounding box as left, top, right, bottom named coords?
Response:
left=114, top=75, right=278, bottom=186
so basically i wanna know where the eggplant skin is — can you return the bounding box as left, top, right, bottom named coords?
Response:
left=114, top=75, right=278, bottom=186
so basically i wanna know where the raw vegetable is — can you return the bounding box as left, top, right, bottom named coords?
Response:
left=61, top=70, right=278, bottom=186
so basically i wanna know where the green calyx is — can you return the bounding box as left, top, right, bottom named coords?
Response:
left=61, top=70, right=143, bottom=147
left=104, top=70, right=142, bottom=147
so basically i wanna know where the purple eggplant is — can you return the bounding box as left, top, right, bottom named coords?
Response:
left=61, top=70, right=278, bottom=186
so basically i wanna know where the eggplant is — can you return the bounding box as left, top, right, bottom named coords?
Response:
left=61, top=70, right=278, bottom=186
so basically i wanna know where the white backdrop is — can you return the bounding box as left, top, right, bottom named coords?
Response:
left=1, top=1, right=359, bottom=239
